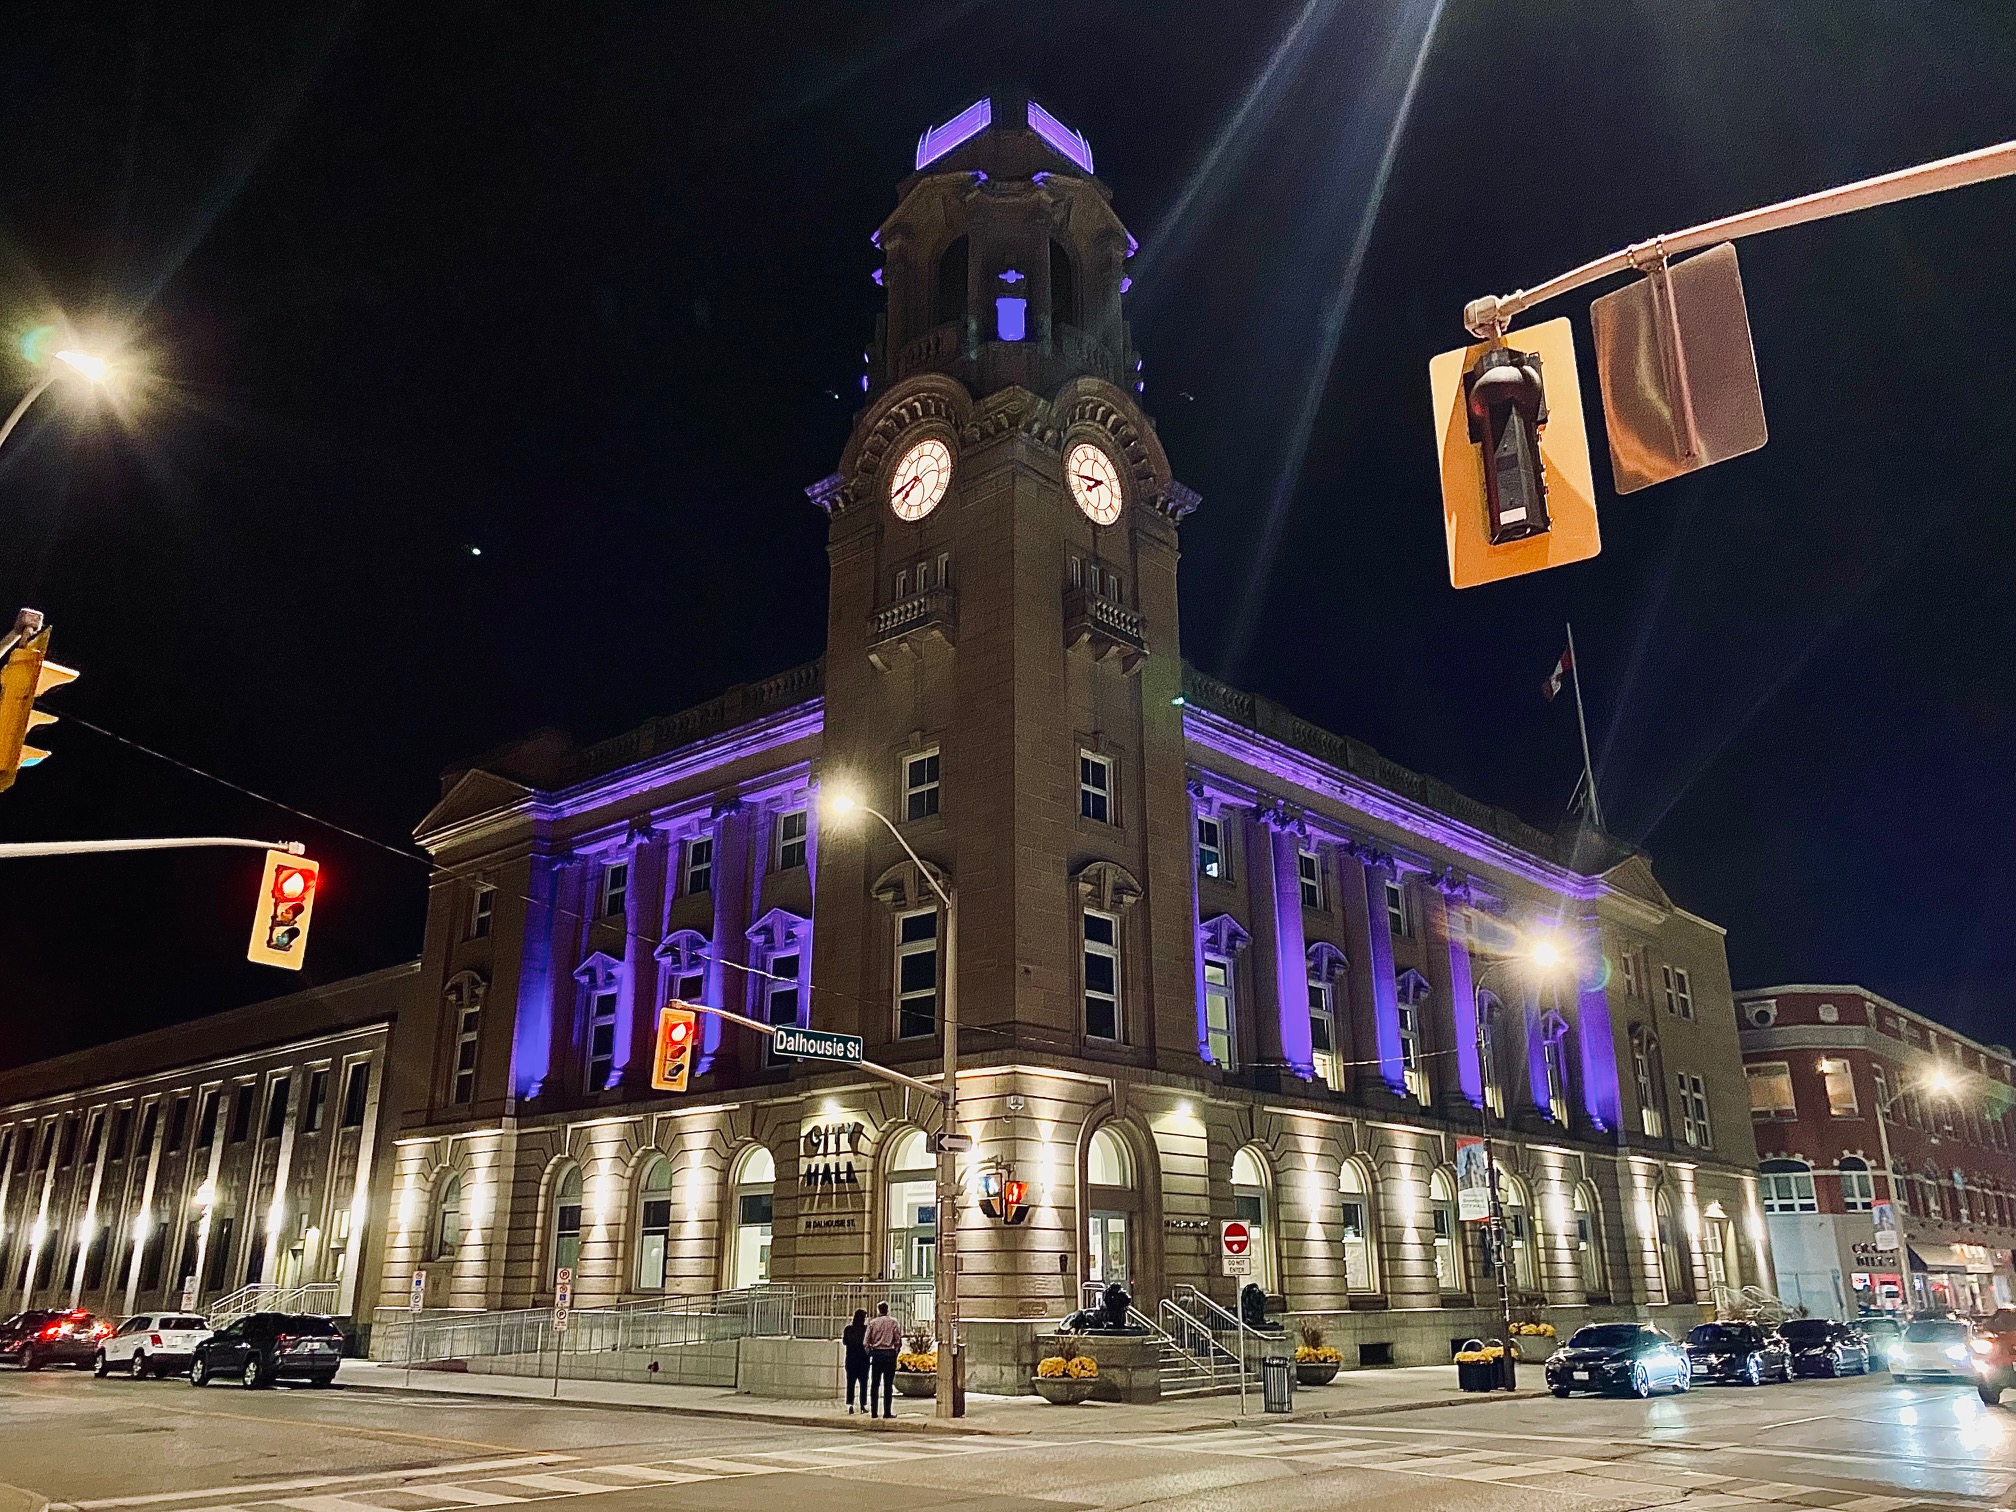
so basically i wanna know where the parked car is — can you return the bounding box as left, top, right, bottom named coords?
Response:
left=1545, top=1322, right=1692, bottom=1398
left=1685, top=1321, right=1793, bottom=1385
left=0, top=1310, right=111, bottom=1370
left=189, top=1312, right=342, bottom=1389
left=1888, top=1316, right=1977, bottom=1383
left=1971, top=1309, right=2016, bottom=1405
left=1781, top=1318, right=1871, bottom=1377
left=1858, top=1314, right=1904, bottom=1367
left=95, top=1313, right=211, bottom=1379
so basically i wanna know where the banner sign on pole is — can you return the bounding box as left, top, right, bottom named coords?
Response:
left=1456, top=1136, right=1491, bottom=1222
left=1872, top=1201, right=1899, bottom=1253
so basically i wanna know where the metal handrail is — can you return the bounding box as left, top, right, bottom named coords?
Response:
left=1159, top=1295, right=1254, bottom=1411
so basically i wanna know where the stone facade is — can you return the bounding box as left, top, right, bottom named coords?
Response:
left=340, top=101, right=1768, bottom=1372
left=1739, top=984, right=2016, bottom=1317
left=0, top=965, right=410, bottom=1322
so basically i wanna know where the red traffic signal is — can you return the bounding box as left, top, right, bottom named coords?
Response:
left=653, top=1004, right=698, bottom=1092
left=978, top=1169, right=1031, bottom=1226
left=247, top=850, right=320, bottom=969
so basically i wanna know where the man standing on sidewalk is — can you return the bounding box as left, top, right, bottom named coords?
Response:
left=863, top=1302, right=903, bottom=1418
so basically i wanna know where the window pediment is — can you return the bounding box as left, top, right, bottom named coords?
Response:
left=871, top=860, right=951, bottom=913
left=572, top=952, right=624, bottom=992
left=654, top=929, right=712, bottom=974
left=1074, top=860, right=1143, bottom=913
left=746, top=907, right=810, bottom=953
left=444, top=971, right=488, bottom=1010
left=1395, top=967, right=1432, bottom=1006
left=1198, top=913, right=1251, bottom=957
left=1307, top=941, right=1348, bottom=980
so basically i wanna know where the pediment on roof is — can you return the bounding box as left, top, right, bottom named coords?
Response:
left=1601, top=854, right=1675, bottom=912
left=416, top=768, right=534, bottom=841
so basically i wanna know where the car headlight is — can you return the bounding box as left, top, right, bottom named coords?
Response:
left=1944, top=1346, right=1969, bottom=1362
left=1971, top=1339, right=1992, bottom=1356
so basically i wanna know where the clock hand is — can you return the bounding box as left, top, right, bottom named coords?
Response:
left=894, top=476, right=920, bottom=501
left=1076, top=474, right=1104, bottom=489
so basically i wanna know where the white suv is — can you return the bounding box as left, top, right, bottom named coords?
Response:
left=96, top=1313, right=211, bottom=1379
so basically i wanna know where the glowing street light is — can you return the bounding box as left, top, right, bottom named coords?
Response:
left=0, top=340, right=117, bottom=454
left=53, top=349, right=109, bottom=383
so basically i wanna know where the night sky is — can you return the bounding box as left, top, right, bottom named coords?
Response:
left=3, top=2, right=2013, bottom=1070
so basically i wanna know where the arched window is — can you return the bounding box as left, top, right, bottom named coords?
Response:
left=1540, top=1011, right=1572, bottom=1125
left=729, top=1146, right=774, bottom=1288
left=635, top=1156, right=672, bottom=1290
left=1499, top=1175, right=1539, bottom=1294
left=1839, top=1156, right=1874, bottom=1212
left=1655, top=1189, right=1691, bottom=1302
left=1700, top=1209, right=1735, bottom=1295
left=1231, top=1146, right=1275, bottom=1293
left=1630, top=1026, right=1665, bottom=1139
left=884, top=1130, right=937, bottom=1282
left=1086, top=1126, right=1135, bottom=1290
left=429, top=1173, right=463, bottom=1261
left=1049, top=240, right=1078, bottom=329
left=932, top=236, right=969, bottom=327
left=1573, top=1185, right=1605, bottom=1295
left=1759, top=1159, right=1817, bottom=1213
left=1338, top=1159, right=1378, bottom=1293
left=551, top=1167, right=581, bottom=1282
left=1430, top=1168, right=1463, bottom=1292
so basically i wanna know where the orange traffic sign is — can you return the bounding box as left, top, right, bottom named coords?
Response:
left=1429, top=317, right=1599, bottom=589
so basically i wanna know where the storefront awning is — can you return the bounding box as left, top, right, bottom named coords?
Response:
left=1908, top=1244, right=1970, bottom=1271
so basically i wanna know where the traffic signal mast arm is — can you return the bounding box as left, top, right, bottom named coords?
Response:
left=1463, top=137, right=2016, bottom=338
left=0, top=837, right=306, bottom=859
left=671, top=999, right=947, bottom=1103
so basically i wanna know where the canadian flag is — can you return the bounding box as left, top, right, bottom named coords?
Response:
left=1543, top=645, right=1573, bottom=702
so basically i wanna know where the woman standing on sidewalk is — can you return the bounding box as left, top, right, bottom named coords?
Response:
left=842, top=1309, right=870, bottom=1413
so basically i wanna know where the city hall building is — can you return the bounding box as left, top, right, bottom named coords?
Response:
left=367, top=99, right=1769, bottom=1366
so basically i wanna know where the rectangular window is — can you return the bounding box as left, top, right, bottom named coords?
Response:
left=1677, top=1072, right=1712, bottom=1149
left=1385, top=878, right=1410, bottom=937
left=896, top=567, right=909, bottom=598
left=1841, top=1165, right=1875, bottom=1212
left=340, top=1064, right=371, bottom=1127
left=1661, top=964, right=1694, bottom=1018
left=165, top=1095, right=189, bottom=1154
left=1308, top=979, right=1339, bottom=1090
left=903, top=750, right=941, bottom=821
left=1340, top=1199, right=1372, bottom=1289
left=136, top=1103, right=159, bottom=1161
left=1083, top=911, right=1121, bottom=1041
left=586, top=990, right=619, bottom=1091
left=599, top=861, right=629, bottom=918
left=1821, top=1058, right=1858, bottom=1116
left=1203, top=957, right=1235, bottom=1068
left=57, top=1115, right=78, bottom=1167
left=110, top=1106, right=132, bottom=1162
left=777, top=809, right=809, bottom=869
left=1196, top=816, right=1224, bottom=879
left=196, top=1089, right=221, bottom=1150
left=1762, top=1168, right=1817, bottom=1213
left=1620, top=949, right=1642, bottom=1000
left=302, top=1070, right=329, bottom=1133
left=896, top=910, right=939, bottom=1038
left=470, top=885, right=495, bottom=940
left=263, top=1078, right=290, bottom=1140
left=84, top=1111, right=104, bottom=1165
left=683, top=835, right=714, bottom=895
left=1398, top=998, right=1426, bottom=1101
left=1079, top=751, right=1112, bottom=824
left=1747, top=1061, right=1796, bottom=1118
left=228, top=1086, right=254, bottom=1145
left=1068, top=556, right=1082, bottom=589
left=1297, top=850, right=1323, bottom=911
left=1634, top=1036, right=1664, bottom=1139
left=764, top=951, right=801, bottom=1065
left=453, top=1005, right=481, bottom=1104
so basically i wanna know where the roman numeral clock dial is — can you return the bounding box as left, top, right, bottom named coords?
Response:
left=888, top=437, right=953, bottom=521
left=1066, top=441, right=1123, bottom=525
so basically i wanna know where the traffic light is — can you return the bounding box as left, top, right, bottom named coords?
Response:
left=652, top=1004, right=698, bottom=1092
left=247, top=849, right=320, bottom=969
left=977, top=1169, right=1031, bottom=1226
left=0, top=609, right=80, bottom=794
left=1428, top=318, right=1598, bottom=588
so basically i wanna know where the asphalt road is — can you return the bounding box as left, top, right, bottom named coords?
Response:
left=2, top=1366, right=2011, bottom=1512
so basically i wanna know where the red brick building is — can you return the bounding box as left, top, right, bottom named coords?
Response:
left=1738, top=984, right=2016, bottom=1316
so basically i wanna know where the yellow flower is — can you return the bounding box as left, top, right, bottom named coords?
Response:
left=1065, top=1355, right=1099, bottom=1379
left=1294, top=1346, right=1343, bottom=1364
left=897, top=1351, right=937, bottom=1373
left=1037, top=1357, right=1067, bottom=1378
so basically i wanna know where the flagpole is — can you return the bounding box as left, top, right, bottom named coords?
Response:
left=1565, top=622, right=1604, bottom=832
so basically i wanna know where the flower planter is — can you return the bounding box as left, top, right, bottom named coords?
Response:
left=1295, top=1361, right=1341, bottom=1387
left=1456, top=1358, right=1499, bottom=1393
left=1032, top=1376, right=1099, bottom=1405
left=894, top=1370, right=936, bottom=1398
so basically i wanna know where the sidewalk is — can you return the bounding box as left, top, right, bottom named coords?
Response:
left=337, top=1359, right=1542, bottom=1437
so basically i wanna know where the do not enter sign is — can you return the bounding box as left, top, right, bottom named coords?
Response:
left=1221, top=1219, right=1253, bottom=1276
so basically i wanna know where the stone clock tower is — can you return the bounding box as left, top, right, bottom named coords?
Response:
left=807, top=97, right=1207, bottom=1090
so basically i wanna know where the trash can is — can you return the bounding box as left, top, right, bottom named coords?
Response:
left=1262, top=1354, right=1294, bottom=1413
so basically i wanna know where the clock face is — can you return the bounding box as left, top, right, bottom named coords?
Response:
left=888, top=437, right=953, bottom=522
left=1066, top=442, right=1123, bottom=525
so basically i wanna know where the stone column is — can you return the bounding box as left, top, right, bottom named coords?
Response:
left=1423, top=882, right=1483, bottom=1107
left=544, top=859, right=590, bottom=1098
left=1353, top=850, right=1406, bottom=1095
left=1264, top=809, right=1315, bottom=1079
left=620, top=828, right=669, bottom=1090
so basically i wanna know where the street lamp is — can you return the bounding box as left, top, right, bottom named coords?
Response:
left=819, top=782, right=962, bottom=1419
left=0, top=346, right=115, bottom=454
left=1870, top=1063, right=1969, bottom=1313
left=1470, top=932, right=1573, bottom=1386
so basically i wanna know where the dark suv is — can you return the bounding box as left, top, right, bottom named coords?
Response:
left=1685, top=1321, right=1792, bottom=1385
left=1, top=1310, right=110, bottom=1370
left=189, top=1312, right=343, bottom=1389
left=1781, top=1318, right=1871, bottom=1377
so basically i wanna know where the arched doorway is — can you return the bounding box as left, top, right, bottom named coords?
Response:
left=1500, top=1175, right=1539, bottom=1296
left=635, top=1156, right=672, bottom=1291
left=1085, top=1126, right=1136, bottom=1295
left=883, top=1129, right=937, bottom=1282
left=1573, top=1184, right=1605, bottom=1296
left=1338, top=1158, right=1379, bottom=1295
left=729, top=1146, right=774, bottom=1288
left=1430, top=1168, right=1463, bottom=1292
left=1655, top=1188, right=1691, bottom=1302
left=1231, top=1146, right=1276, bottom=1294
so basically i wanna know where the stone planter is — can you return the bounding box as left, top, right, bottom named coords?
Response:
left=1032, top=1375, right=1099, bottom=1405
left=1294, top=1360, right=1341, bottom=1387
left=893, top=1370, right=936, bottom=1398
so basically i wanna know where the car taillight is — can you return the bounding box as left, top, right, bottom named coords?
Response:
left=38, top=1324, right=61, bottom=1339
left=91, top=1322, right=112, bottom=1339
left=275, top=1334, right=294, bottom=1350
left=150, top=1334, right=163, bottom=1346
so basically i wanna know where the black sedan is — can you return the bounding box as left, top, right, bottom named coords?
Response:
left=1, top=1310, right=111, bottom=1370
left=1685, top=1321, right=1792, bottom=1385
left=1546, top=1322, right=1693, bottom=1398
left=1781, top=1318, right=1871, bottom=1377
left=189, top=1312, right=343, bottom=1389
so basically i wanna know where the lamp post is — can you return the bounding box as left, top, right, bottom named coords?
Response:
left=1870, top=1066, right=1960, bottom=1314
left=0, top=348, right=112, bottom=455
left=1468, top=935, right=1568, bottom=1388
left=822, top=787, right=961, bottom=1419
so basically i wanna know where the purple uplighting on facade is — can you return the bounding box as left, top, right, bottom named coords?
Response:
left=1267, top=824, right=1317, bottom=1078
left=995, top=296, right=1026, bottom=341
left=1577, top=978, right=1622, bottom=1131
left=1032, top=171, right=1052, bottom=184
left=1125, top=232, right=1139, bottom=258
left=860, top=374, right=870, bottom=392
left=915, top=97, right=992, bottom=170
left=1119, top=276, right=1132, bottom=294
left=1364, top=871, right=1406, bottom=1094
left=1026, top=101, right=1093, bottom=173
left=998, top=267, right=1024, bottom=284
left=871, top=268, right=883, bottom=285
left=1446, top=931, right=1483, bottom=1106
left=509, top=859, right=557, bottom=1098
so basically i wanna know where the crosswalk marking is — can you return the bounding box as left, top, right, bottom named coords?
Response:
left=491, top=1479, right=620, bottom=1496
left=401, top=1489, right=528, bottom=1507
left=572, top=1469, right=710, bottom=1486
